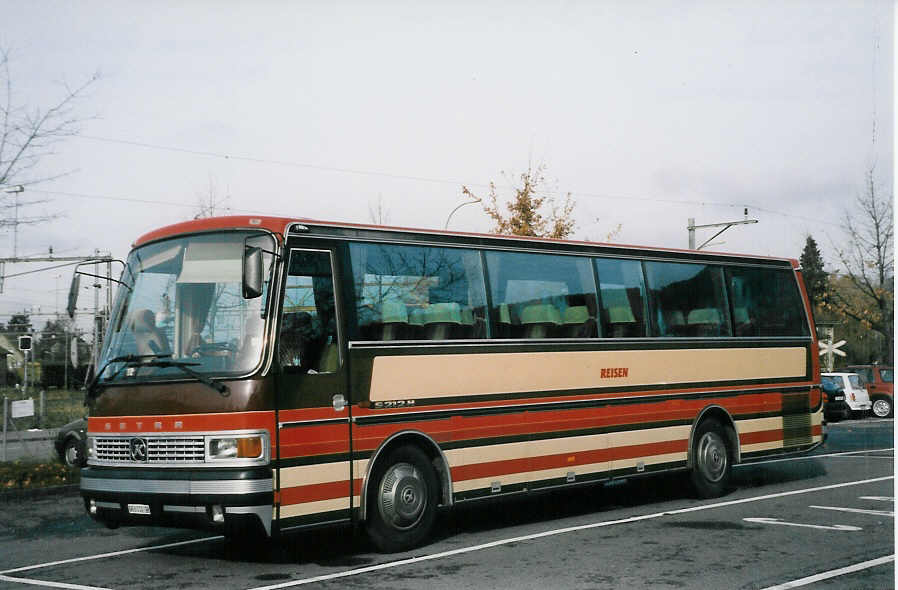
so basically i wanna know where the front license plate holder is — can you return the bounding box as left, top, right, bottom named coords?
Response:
left=128, top=503, right=151, bottom=515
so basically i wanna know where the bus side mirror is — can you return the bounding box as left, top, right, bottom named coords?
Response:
left=243, top=246, right=264, bottom=299
left=67, top=274, right=81, bottom=319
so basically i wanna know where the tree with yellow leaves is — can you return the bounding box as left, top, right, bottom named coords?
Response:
left=462, top=162, right=576, bottom=239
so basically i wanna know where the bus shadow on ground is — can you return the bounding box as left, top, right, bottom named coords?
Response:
left=150, top=462, right=828, bottom=565
left=733, top=458, right=827, bottom=490
left=437, top=462, right=826, bottom=542
left=157, top=523, right=372, bottom=567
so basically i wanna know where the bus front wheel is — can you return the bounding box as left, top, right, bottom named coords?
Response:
left=689, top=419, right=732, bottom=499
left=366, top=445, right=438, bottom=553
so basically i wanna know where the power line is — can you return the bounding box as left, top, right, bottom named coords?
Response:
left=62, top=133, right=844, bottom=228
left=76, top=134, right=746, bottom=209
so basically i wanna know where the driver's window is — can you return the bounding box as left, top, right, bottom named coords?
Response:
left=279, top=250, right=339, bottom=374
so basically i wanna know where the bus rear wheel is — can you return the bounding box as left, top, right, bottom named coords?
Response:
left=366, top=445, right=438, bottom=553
left=690, top=419, right=732, bottom=499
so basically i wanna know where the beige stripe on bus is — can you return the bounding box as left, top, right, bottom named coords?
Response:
left=278, top=462, right=353, bottom=489
left=278, top=496, right=358, bottom=519
left=369, top=347, right=807, bottom=402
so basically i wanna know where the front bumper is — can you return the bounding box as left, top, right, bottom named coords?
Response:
left=80, top=466, right=273, bottom=536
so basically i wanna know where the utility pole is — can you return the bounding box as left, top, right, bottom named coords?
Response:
left=2, top=185, right=25, bottom=258
left=0, top=185, right=25, bottom=284
left=93, top=250, right=100, bottom=371
left=688, top=208, right=759, bottom=250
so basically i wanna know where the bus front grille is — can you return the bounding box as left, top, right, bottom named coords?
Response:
left=94, top=436, right=206, bottom=464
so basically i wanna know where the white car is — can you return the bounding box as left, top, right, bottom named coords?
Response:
left=822, top=372, right=872, bottom=418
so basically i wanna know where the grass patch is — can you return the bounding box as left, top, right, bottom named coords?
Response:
left=1, top=460, right=79, bottom=491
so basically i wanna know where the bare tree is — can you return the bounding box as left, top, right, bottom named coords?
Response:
left=463, top=162, right=576, bottom=239
left=0, top=48, right=99, bottom=229
left=194, top=175, right=231, bottom=218
left=368, top=194, right=391, bottom=225
left=825, top=166, right=894, bottom=363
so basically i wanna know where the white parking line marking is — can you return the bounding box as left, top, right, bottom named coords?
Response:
left=810, top=505, right=894, bottom=518
left=246, top=475, right=894, bottom=590
left=0, top=536, right=223, bottom=575
left=758, top=554, right=894, bottom=590
left=1, top=448, right=891, bottom=586
left=742, top=518, right=861, bottom=531
left=734, top=448, right=893, bottom=466
left=859, top=496, right=894, bottom=502
left=0, top=574, right=111, bottom=590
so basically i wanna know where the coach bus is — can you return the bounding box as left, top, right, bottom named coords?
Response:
left=74, top=216, right=822, bottom=552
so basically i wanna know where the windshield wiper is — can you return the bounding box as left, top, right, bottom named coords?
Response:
left=138, top=359, right=230, bottom=397
left=87, top=353, right=172, bottom=398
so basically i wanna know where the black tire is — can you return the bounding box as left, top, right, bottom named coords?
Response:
left=871, top=397, right=893, bottom=419
left=689, top=419, right=733, bottom=499
left=365, top=445, right=438, bottom=553
left=61, top=437, right=85, bottom=467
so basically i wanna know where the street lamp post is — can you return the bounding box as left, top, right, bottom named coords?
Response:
left=444, top=196, right=482, bottom=230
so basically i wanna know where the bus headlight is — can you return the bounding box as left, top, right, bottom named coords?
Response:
left=205, top=433, right=266, bottom=462
left=86, top=436, right=96, bottom=460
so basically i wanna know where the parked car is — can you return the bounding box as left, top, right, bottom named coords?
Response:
left=845, top=365, right=893, bottom=419
left=821, top=378, right=850, bottom=422
left=54, top=418, right=87, bottom=467
left=821, top=373, right=871, bottom=418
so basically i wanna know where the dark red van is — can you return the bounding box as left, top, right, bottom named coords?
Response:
left=846, top=365, right=893, bottom=418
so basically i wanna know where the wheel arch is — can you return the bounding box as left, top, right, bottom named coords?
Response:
left=359, top=430, right=452, bottom=522
left=688, top=405, right=741, bottom=467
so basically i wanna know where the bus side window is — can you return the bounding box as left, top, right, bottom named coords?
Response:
left=594, top=258, right=647, bottom=338
left=644, top=262, right=731, bottom=338
left=726, top=267, right=809, bottom=337
left=485, top=251, right=597, bottom=339
left=348, top=243, right=488, bottom=341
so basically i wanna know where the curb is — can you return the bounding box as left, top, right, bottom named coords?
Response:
left=0, top=483, right=80, bottom=502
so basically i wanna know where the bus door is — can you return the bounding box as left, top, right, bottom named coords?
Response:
left=274, top=244, right=352, bottom=528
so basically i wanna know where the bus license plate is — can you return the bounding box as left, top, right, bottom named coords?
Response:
left=128, top=503, right=151, bottom=515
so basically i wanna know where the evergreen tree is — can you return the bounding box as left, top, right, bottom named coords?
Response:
left=799, top=236, right=827, bottom=306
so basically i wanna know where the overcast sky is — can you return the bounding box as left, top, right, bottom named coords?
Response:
left=1, top=0, right=893, bottom=333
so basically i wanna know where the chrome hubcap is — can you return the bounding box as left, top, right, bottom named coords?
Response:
left=872, top=399, right=891, bottom=418
left=377, top=462, right=427, bottom=531
left=65, top=444, right=80, bottom=466
left=696, top=432, right=727, bottom=483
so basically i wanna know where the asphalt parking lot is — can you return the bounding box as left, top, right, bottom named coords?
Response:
left=0, top=418, right=893, bottom=590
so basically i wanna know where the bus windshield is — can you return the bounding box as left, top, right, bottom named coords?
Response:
left=99, top=231, right=275, bottom=383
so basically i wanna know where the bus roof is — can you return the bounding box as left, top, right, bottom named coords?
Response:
left=133, top=215, right=799, bottom=268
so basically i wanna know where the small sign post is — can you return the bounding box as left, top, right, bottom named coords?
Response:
left=817, top=326, right=847, bottom=372
left=11, top=398, right=34, bottom=419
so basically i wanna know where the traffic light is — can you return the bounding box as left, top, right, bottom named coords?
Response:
left=18, top=335, right=32, bottom=351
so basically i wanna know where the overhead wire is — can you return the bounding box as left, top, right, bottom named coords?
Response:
left=44, top=133, right=843, bottom=228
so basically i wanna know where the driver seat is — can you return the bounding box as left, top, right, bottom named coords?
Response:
left=131, top=309, right=171, bottom=356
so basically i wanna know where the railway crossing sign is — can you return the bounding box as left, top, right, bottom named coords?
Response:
left=818, top=339, right=847, bottom=358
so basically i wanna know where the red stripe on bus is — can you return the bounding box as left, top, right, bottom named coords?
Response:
left=279, top=441, right=351, bottom=458
left=280, top=480, right=354, bottom=505
left=740, top=430, right=783, bottom=445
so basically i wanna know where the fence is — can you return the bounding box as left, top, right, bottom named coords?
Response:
left=1, top=387, right=86, bottom=463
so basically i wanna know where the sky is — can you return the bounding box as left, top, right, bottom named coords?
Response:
left=0, top=0, right=893, bottom=336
